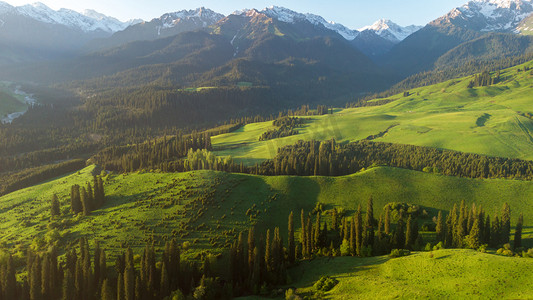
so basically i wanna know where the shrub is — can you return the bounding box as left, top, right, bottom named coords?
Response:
left=433, top=241, right=444, bottom=251
left=285, top=288, right=302, bottom=300
left=389, top=249, right=410, bottom=258
left=313, top=276, right=339, bottom=292
left=340, top=239, right=350, bottom=256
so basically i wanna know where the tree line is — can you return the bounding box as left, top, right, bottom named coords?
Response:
left=255, top=139, right=533, bottom=180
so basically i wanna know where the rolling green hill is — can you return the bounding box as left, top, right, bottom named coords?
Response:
left=284, top=249, right=533, bottom=299
left=212, top=59, right=533, bottom=164
left=1, top=165, right=531, bottom=261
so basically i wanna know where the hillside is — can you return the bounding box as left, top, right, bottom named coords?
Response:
left=212, top=59, right=533, bottom=163
left=1, top=164, right=531, bottom=261
left=283, top=250, right=533, bottom=299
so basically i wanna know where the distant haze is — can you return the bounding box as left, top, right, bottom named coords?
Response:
left=3, top=0, right=468, bottom=28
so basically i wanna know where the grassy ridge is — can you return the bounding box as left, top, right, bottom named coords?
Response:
left=212, top=60, right=533, bottom=163
left=1, top=166, right=531, bottom=260
left=286, top=249, right=533, bottom=299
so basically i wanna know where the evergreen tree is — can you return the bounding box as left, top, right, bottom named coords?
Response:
left=117, top=272, right=124, bottom=300
left=331, top=208, right=338, bottom=232
left=251, top=247, right=261, bottom=294
left=70, top=185, right=82, bottom=214
left=405, top=215, right=414, bottom=250
left=514, top=213, right=523, bottom=249
left=288, top=212, right=295, bottom=264
left=51, top=194, right=60, bottom=217
left=466, top=217, right=481, bottom=249
left=30, top=256, right=42, bottom=300
left=124, top=264, right=135, bottom=300
left=314, top=212, right=321, bottom=250
left=300, top=210, right=307, bottom=258
left=483, top=215, right=491, bottom=245
left=80, top=187, right=90, bottom=216
left=62, top=270, right=75, bottom=300
left=501, top=202, right=511, bottom=244
left=349, top=218, right=355, bottom=255
left=100, top=279, right=112, bottom=300
left=4, top=254, right=16, bottom=300
left=160, top=262, right=170, bottom=298
left=436, top=211, right=445, bottom=243
left=248, top=227, right=255, bottom=274
left=364, top=197, right=375, bottom=248
left=355, top=205, right=363, bottom=256
left=384, top=205, right=391, bottom=235
left=491, top=215, right=501, bottom=247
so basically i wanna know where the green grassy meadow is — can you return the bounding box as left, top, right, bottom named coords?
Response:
left=212, top=60, right=533, bottom=164
left=1, top=165, right=532, bottom=262
left=286, top=249, right=533, bottom=299
left=0, top=82, right=26, bottom=119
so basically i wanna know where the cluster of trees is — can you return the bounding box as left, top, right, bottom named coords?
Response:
left=228, top=227, right=288, bottom=295
left=2, top=237, right=217, bottom=300
left=467, top=70, right=500, bottom=88
left=70, top=177, right=106, bottom=216
left=258, top=117, right=305, bottom=141
left=435, top=201, right=524, bottom=250
left=256, top=139, right=533, bottom=180
left=90, top=133, right=213, bottom=173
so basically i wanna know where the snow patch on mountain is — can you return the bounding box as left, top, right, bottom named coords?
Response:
left=0, top=1, right=137, bottom=33
left=359, top=19, right=422, bottom=43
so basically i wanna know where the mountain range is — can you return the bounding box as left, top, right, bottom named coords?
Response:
left=0, top=0, right=533, bottom=126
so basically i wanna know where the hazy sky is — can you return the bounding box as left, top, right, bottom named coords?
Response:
left=3, top=0, right=468, bottom=28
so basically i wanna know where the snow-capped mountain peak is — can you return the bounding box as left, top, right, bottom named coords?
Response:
left=359, top=19, right=422, bottom=43
left=436, top=0, right=533, bottom=32
left=158, top=7, right=224, bottom=29
left=0, top=1, right=137, bottom=33
left=234, top=6, right=360, bottom=40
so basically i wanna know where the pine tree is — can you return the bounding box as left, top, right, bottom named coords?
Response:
left=117, top=272, right=124, bottom=300
left=355, top=205, right=363, bottom=256
left=70, top=185, right=82, bottom=214
left=514, top=213, right=523, bottom=249
left=288, top=212, right=295, bottom=264
left=86, top=182, right=94, bottom=211
left=364, top=197, right=375, bottom=248
left=483, top=215, right=491, bottom=245
left=4, top=254, right=16, bottom=300
left=456, top=200, right=467, bottom=248
left=436, top=211, right=445, bottom=243
left=405, top=215, right=414, bottom=250
left=80, top=187, right=90, bottom=216
left=331, top=208, right=338, bottom=232
left=264, top=229, right=271, bottom=274
left=100, top=279, right=112, bottom=300
left=251, top=247, right=261, bottom=294
left=124, top=264, right=135, bottom=300
left=62, top=270, right=75, bottom=300
left=160, top=262, right=170, bottom=298
left=300, top=210, right=307, bottom=258
left=51, top=194, right=60, bottom=217
left=466, top=217, right=481, bottom=249
left=314, top=212, right=321, bottom=250
left=248, top=227, right=255, bottom=274
left=30, top=255, right=42, bottom=300
left=384, top=205, right=391, bottom=235
left=349, top=218, right=355, bottom=255
left=491, top=215, right=501, bottom=247
left=501, top=202, right=511, bottom=244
